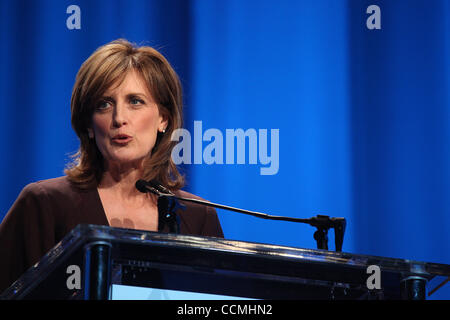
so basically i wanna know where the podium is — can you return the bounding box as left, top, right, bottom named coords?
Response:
left=1, top=224, right=449, bottom=300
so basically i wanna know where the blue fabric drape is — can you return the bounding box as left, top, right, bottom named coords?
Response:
left=1, top=0, right=449, bottom=299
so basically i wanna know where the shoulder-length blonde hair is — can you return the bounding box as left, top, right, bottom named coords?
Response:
left=65, top=39, right=184, bottom=190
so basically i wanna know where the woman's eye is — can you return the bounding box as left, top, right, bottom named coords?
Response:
left=130, top=97, right=144, bottom=105
left=96, top=100, right=111, bottom=110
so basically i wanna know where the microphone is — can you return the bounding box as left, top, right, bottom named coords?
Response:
left=135, top=179, right=180, bottom=234
left=136, top=179, right=346, bottom=251
left=147, top=180, right=174, bottom=196
left=135, top=179, right=161, bottom=196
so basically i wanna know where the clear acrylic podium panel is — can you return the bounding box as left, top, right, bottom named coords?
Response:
left=1, top=224, right=450, bottom=300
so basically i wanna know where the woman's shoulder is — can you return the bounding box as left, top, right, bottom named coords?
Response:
left=174, top=189, right=207, bottom=201
left=20, top=176, right=90, bottom=201
left=173, top=189, right=215, bottom=214
left=14, top=176, right=105, bottom=234
left=173, top=189, right=224, bottom=238
left=25, top=176, right=71, bottom=189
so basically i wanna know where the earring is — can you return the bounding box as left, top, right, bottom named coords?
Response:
left=161, top=128, right=166, bottom=133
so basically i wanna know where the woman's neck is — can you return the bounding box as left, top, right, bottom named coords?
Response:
left=98, top=161, right=147, bottom=202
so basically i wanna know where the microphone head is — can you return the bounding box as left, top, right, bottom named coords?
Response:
left=135, top=179, right=165, bottom=196
left=135, top=179, right=149, bottom=193
left=148, top=180, right=173, bottom=195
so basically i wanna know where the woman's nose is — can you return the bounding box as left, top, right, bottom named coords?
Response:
left=112, top=104, right=128, bottom=127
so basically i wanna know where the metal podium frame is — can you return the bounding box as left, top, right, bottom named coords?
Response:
left=1, top=224, right=449, bottom=300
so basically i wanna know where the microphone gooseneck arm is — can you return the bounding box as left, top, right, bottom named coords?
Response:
left=135, top=179, right=346, bottom=252
left=174, top=195, right=346, bottom=252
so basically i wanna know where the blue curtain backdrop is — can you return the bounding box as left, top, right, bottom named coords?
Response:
left=0, top=0, right=449, bottom=298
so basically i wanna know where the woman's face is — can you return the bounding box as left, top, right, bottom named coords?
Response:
left=88, top=70, right=167, bottom=170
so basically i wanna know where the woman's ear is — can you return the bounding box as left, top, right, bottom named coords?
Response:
left=159, top=114, right=169, bottom=133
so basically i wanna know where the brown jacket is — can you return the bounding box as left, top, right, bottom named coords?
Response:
left=0, top=176, right=224, bottom=293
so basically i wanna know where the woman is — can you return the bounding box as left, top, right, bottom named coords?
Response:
left=0, top=39, right=223, bottom=293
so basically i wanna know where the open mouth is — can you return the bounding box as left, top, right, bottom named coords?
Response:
left=111, top=134, right=132, bottom=144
